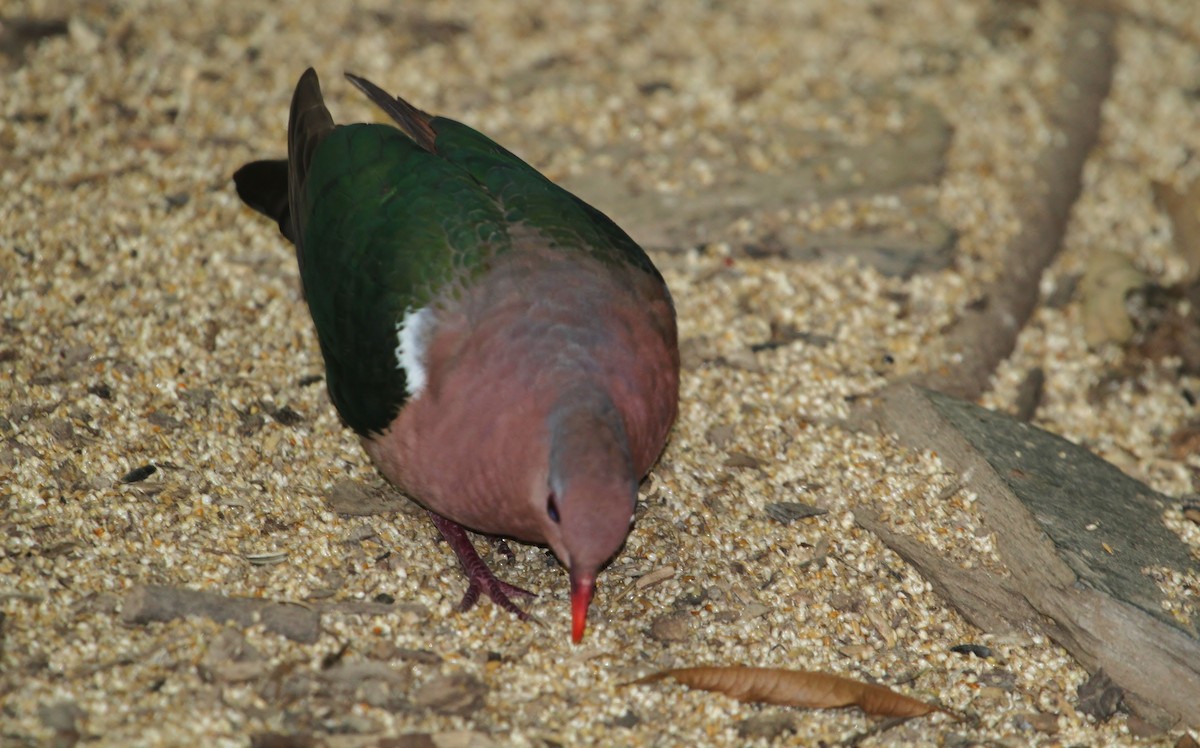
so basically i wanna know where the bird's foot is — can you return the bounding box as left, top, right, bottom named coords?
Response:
left=456, top=573, right=537, bottom=619
left=429, top=512, right=537, bottom=621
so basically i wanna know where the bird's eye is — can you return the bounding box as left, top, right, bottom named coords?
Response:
left=547, top=493, right=561, bottom=523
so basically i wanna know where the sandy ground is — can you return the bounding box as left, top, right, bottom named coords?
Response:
left=2, top=0, right=1199, bottom=745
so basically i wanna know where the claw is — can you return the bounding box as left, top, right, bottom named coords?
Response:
left=429, top=511, right=538, bottom=621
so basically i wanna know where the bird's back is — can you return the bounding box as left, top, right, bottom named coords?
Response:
left=234, top=70, right=680, bottom=638
left=284, top=71, right=676, bottom=446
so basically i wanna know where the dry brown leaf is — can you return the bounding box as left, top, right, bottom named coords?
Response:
left=632, top=665, right=948, bottom=719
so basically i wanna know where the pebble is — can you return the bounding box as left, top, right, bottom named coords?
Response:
left=648, top=611, right=693, bottom=643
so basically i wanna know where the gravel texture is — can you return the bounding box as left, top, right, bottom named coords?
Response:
left=2, top=0, right=1199, bottom=745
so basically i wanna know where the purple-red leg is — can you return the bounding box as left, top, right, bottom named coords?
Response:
left=428, top=511, right=536, bottom=620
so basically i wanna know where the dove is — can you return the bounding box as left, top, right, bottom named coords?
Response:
left=233, top=68, right=679, bottom=642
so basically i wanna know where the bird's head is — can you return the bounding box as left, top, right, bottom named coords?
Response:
left=538, top=390, right=637, bottom=643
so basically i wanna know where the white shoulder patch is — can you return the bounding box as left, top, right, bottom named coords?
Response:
left=395, top=306, right=435, bottom=398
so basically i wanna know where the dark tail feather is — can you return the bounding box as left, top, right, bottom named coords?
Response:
left=344, top=72, right=438, bottom=153
left=287, top=68, right=336, bottom=262
left=232, top=160, right=294, bottom=243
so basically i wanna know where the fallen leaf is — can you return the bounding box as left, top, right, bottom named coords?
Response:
left=631, top=665, right=948, bottom=718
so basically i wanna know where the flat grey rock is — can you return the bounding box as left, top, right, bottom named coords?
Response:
left=866, top=384, right=1200, bottom=729
left=923, top=387, right=1195, bottom=631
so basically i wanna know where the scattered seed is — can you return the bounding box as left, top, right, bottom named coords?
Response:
left=764, top=501, right=828, bottom=524
left=635, top=565, right=676, bottom=589
left=244, top=551, right=288, bottom=566
left=949, top=643, right=992, bottom=659
left=320, top=642, right=350, bottom=670
left=723, top=451, right=762, bottom=469
left=637, top=80, right=673, bottom=96
left=270, top=405, right=304, bottom=426
left=119, top=464, right=156, bottom=483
